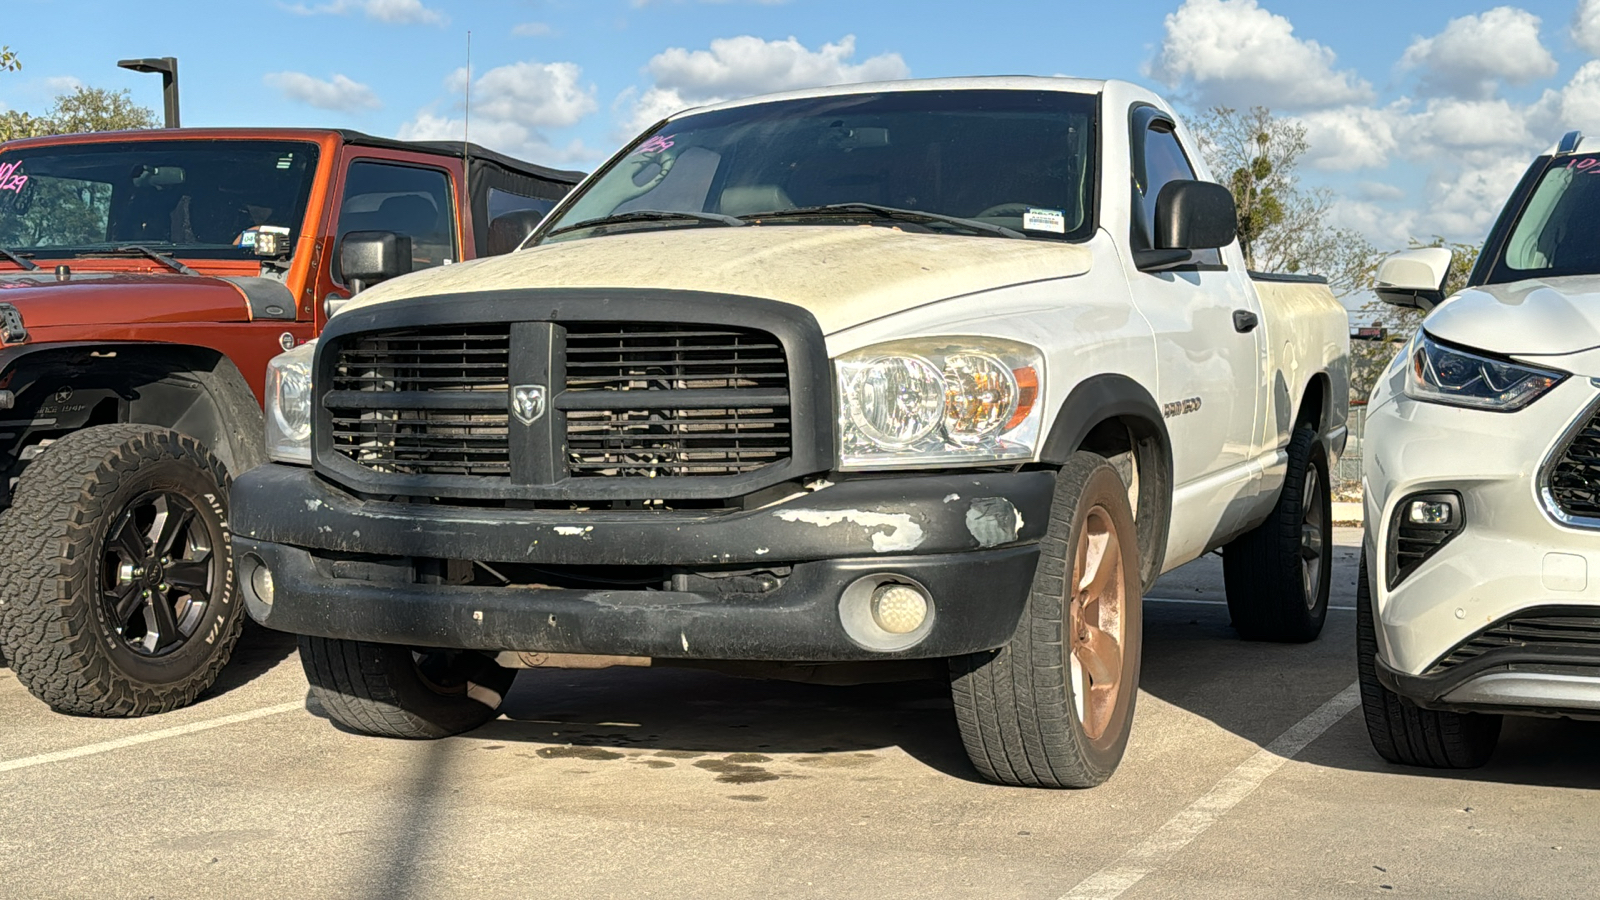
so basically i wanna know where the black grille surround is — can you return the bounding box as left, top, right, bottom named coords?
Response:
left=312, top=289, right=832, bottom=503
left=1427, top=608, right=1600, bottom=674
left=1545, top=399, right=1600, bottom=524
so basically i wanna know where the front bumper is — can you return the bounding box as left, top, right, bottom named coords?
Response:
left=232, top=464, right=1054, bottom=661
left=1364, top=377, right=1600, bottom=714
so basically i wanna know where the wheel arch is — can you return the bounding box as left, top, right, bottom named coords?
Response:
left=1039, top=374, right=1173, bottom=590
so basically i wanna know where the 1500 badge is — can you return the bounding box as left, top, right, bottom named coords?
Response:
left=1162, top=396, right=1203, bottom=419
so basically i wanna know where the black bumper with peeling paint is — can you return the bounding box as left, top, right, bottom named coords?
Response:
left=231, top=464, right=1054, bottom=660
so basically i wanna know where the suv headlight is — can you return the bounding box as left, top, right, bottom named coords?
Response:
left=835, top=337, right=1043, bottom=470
left=266, top=339, right=315, bottom=464
left=1404, top=331, right=1564, bottom=412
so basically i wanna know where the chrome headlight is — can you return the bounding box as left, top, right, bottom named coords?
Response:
left=265, top=339, right=315, bottom=464
left=1404, top=331, right=1564, bottom=412
left=836, top=337, right=1043, bottom=470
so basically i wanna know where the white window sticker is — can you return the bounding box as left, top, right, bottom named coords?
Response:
left=1023, top=207, right=1066, bottom=234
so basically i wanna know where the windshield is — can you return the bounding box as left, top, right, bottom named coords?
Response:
left=1494, top=152, right=1600, bottom=281
left=0, top=140, right=320, bottom=260
left=540, top=89, right=1096, bottom=243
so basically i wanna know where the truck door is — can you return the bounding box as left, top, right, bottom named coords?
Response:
left=1122, top=107, right=1262, bottom=499
left=321, top=155, right=461, bottom=322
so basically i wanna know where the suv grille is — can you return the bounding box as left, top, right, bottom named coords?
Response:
left=1429, top=612, right=1600, bottom=672
left=322, top=322, right=792, bottom=482
left=563, top=324, right=790, bottom=477
left=327, top=325, right=512, bottom=477
left=1548, top=406, right=1600, bottom=521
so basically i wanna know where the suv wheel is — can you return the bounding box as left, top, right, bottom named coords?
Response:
left=949, top=452, right=1143, bottom=788
left=1356, top=550, right=1500, bottom=768
left=300, top=636, right=516, bottom=739
left=1222, top=424, right=1332, bottom=642
left=0, top=425, right=244, bottom=716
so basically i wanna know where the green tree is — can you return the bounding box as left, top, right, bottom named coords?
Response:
left=46, top=86, right=158, bottom=134
left=1, top=46, right=20, bottom=73
left=1349, top=237, right=1482, bottom=402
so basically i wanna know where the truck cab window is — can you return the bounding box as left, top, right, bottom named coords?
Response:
left=337, top=161, right=456, bottom=277
left=1132, top=120, right=1221, bottom=266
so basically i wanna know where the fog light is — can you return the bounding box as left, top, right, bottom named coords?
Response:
left=870, top=584, right=929, bottom=635
left=1408, top=500, right=1453, bottom=525
left=249, top=558, right=275, bottom=606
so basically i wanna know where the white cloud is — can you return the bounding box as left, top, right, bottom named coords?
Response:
left=1408, top=97, right=1539, bottom=152
left=1399, top=7, right=1557, bottom=99
left=513, top=21, right=553, bottom=37
left=1297, top=104, right=1403, bottom=171
left=44, top=75, right=83, bottom=93
left=1416, top=154, right=1532, bottom=238
left=1356, top=181, right=1406, bottom=202
left=281, top=0, right=444, bottom=25
left=1330, top=200, right=1417, bottom=248
left=1528, top=60, right=1600, bottom=136
left=397, top=60, right=598, bottom=165
left=1576, top=0, right=1600, bottom=55
left=265, top=72, right=381, bottom=112
left=1146, top=0, right=1372, bottom=109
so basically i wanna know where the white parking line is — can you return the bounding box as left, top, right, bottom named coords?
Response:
left=1061, top=682, right=1361, bottom=900
left=1146, top=596, right=1357, bottom=612
left=0, top=701, right=302, bottom=775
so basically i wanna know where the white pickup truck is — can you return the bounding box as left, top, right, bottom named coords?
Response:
left=231, top=76, right=1350, bottom=788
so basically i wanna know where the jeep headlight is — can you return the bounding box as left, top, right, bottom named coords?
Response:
left=266, top=339, right=315, bottom=464
left=836, top=337, right=1043, bottom=469
left=1404, top=331, right=1564, bottom=412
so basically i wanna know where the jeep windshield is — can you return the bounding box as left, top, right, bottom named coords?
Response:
left=1489, top=152, right=1600, bottom=282
left=538, top=89, right=1096, bottom=244
left=0, top=140, right=320, bottom=262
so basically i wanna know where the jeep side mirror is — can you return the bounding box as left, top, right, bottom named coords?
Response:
left=1154, top=180, right=1238, bottom=252
left=339, top=231, right=413, bottom=295
left=1375, top=248, right=1453, bottom=312
left=487, top=209, right=545, bottom=256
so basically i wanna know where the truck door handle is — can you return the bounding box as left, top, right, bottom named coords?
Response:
left=1233, top=310, right=1259, bottom=333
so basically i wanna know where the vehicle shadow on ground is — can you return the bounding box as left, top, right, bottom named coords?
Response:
left=200, top=621, right=298, bottom=700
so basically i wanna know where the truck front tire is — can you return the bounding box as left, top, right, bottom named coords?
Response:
left=0, top=425, right=245, bottom=716
left=1355, top=551, right=1500, bottom=768
left=1223, top=424, right=1332, bottom=642
left=949, top=453, right=1143, bottom=788
left=300, top=636, right=517, bottom=739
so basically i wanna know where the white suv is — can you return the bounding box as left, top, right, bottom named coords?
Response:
left=1360, top=130, right=1600, bottom=767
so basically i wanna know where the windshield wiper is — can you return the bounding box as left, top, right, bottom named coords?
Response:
left=743, top=203, right=1026, bottom=239
left=106, top=245, right=200, bottom=276
left=545, top=209, right=747, bottom=238
left=0, top=248, right=39, bottom=271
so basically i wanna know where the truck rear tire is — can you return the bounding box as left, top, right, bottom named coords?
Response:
left=0, top=425, right=244, bottom=716
left=300, top=636, right=516, bottom=739
left=1355, top=551, right=1500, bottom=768
left=1222, top=424, right=1331, bottom=642
left=949, top=452, right=1143, bottom=788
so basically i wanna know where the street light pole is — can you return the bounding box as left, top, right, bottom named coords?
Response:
left=116, top=57, right=180, bottom=128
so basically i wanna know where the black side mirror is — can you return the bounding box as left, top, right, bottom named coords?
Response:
left=339, top=231, right=412, bottom=294
left=487, top=209, right=545, bottom=256
left=1153, top=180, right=1238, bottom=252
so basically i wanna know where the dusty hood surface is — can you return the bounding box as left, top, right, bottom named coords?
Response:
left=340, top=226, right=1093, bottom=334
left=0, top=271, right=253, bottom=329
left=1427, top=275, right=1600, bottom=356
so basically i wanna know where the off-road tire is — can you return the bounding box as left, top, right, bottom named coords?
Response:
left=1223, top=424, right=1332, bottom=642
left=949, top=452, right=1143, bottom=788
left=1356, top=551, right=1500, bottom=768
left=300, top=636, right=517, bottom=739
left=0, top=425, right=243, bottom=716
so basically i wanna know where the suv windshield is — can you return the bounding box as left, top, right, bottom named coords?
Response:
left=540, top=89, right=1096, bottom=244
left=1493, top=152, right=1600, bottom=281
left=0, top=140, right=320, bottom=260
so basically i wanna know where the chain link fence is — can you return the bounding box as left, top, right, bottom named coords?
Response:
left=1334, top=401, right=1367, bottom=500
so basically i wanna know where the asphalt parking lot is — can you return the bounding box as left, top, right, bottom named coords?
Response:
left=3, top=527, right=1598, bottom=899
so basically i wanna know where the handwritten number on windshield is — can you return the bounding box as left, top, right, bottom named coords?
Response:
left=0, top=161, right=26, bottom=194
left=635, top=135, right=676, bottom=155
left=1564, top=157, right=1600, bottom=175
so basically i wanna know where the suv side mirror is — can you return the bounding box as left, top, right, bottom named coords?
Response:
left=487, top=209, right=545, bottom=256
left=339, top=231, right=413, bottom=294
left=1375, top=248, right=1453, bottom=311
left=1154, top=180, right=1238, bottom=252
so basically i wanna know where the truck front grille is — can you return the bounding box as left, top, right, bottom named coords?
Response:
left=1428, top=612, right=1600, bottom=673
left=327, top=325, right=512, bottom=477
left=1548, top=405, right=1600, bottom=521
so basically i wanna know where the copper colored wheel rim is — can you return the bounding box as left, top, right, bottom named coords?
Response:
left=1068, top=504, right=1127, bottom=741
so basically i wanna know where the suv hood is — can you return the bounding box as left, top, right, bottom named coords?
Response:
left=339, top=226, right=1093, bottom=334
left=1427, top=275, right=1600, bottom=356
left=0, top=270, right=258, bottom=329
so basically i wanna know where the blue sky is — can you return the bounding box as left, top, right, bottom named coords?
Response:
left=6, top=0, right=1600, bottom=252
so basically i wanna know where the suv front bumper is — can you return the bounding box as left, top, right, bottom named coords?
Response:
left=232, top=464, right=1054, bottom=661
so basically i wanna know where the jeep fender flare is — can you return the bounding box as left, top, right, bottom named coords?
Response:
left=1039, top=373, right=1173, bottom=591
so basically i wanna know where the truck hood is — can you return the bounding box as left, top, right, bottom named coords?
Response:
left=0, top=271, right=254, bottom=328
left=339, top=226, right=1094, bottom=334
left=1427, top=274, right=1600, bottom=356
